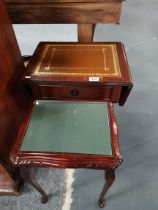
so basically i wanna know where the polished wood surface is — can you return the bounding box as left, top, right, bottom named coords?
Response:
left=5, top=2, right=122, bottom=24
left=21, top=42, right=133, bottom=105
left=6, top=0, right=124, bottom=3
left=0, top=0, right=32, bottom=195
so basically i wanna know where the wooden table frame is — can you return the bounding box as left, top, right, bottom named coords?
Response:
left=10, top=102, right=123, bottom=208
left=5, top=0, right=125, bottom=42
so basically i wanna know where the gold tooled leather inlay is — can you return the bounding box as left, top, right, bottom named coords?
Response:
left=32, top=44, right=121, bottom=77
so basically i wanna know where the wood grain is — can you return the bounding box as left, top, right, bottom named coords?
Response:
left=6, top=0, right=124, bottom=3
left=5, top=2, right=122, bottom=24
left=78, top=24, right=95, bottom=42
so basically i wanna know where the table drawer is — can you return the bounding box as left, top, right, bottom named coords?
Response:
left=29, top=85, right=122, bottom=102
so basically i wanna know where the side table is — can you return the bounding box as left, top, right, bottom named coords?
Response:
left=21, top=42, right=133, bottom=106
left=10, top=100, right=123, bottom=208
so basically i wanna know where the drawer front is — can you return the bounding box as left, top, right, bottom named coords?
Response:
left=6, top=2, right=122, bottom=24
left=30, top=85, right=122, bottom=102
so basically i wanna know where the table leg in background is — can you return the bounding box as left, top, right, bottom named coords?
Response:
left=78, top=24, right=96, bottom=42
left=20, top=166, right=48, bottom=204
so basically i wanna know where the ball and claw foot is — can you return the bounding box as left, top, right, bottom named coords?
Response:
left=98, top=199, right=105, bottom=208
left=41, top=195, right=48, bottom=204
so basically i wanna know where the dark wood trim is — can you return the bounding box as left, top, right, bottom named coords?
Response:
left=6, top=0, right=124, bottom=3
left=119, top=85, right=133, bottom=106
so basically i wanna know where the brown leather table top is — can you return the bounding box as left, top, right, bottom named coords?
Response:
left=22, top=42, right=132, bottom=84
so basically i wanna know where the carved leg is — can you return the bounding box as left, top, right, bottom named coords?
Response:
left=20, top=166, right=48, bottom=204
left=78, top=24, right=96, bottom=42
left=98, top=170, right=115, bottom=208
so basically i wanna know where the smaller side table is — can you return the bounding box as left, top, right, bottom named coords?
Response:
left=21, top=42, right=133, bottom=106
left=10, top=100, right=122, bottom=208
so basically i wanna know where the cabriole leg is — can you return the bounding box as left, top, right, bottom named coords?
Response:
left=98, top=170, right=115, bottom=208
left=20, top=166, right=48, bottom=204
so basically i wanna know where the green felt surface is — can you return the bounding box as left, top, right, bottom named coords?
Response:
left=20, top=101, right=112, bottom=155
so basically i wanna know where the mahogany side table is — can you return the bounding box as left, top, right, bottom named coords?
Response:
left=10, top=100, right=122, bottom=208
left=21, top=42, right=133, bottom=106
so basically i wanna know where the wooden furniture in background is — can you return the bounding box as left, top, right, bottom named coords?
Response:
left=0, top=0, right=32, bottom=195
left=5, top=0, right=125, bottom=42
left=21, top=42, right=133, bottom=105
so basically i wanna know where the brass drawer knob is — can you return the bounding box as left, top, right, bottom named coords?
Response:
left=70, top=89, right=79, bottom=96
